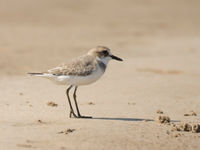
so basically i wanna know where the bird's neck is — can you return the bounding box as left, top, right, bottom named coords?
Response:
left=96, top=57, right=110, bottom=72
left=97, top=57, right=110, bottom=66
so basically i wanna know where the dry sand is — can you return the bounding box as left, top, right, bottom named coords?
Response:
left=0, top=0, right=200, bottom=150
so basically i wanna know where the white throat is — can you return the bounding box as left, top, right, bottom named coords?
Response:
left=97, top=57, right=111, bottom=66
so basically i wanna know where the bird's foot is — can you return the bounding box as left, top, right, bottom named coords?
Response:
left=77, top=115, right=92, bottom=118
left=69, top=111, right=92, bottom=119
left=69, top=111, right=78, bottom=118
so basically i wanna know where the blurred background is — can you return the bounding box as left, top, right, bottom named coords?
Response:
left=0, top=0, right=199, bottom=75
left=1, top=1, right=200, bottom=149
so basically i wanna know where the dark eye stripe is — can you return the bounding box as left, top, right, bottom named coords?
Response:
left=102, top=50, right=108, bottom=55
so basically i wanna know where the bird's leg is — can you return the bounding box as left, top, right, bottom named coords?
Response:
left=66, top=85, right=77, bottom=118
left=73, top=86, right=92, bottom=118
left=73, top=86, right=81, bottom=116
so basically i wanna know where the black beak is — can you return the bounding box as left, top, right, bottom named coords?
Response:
left=110, top=55, right=123, bottom=61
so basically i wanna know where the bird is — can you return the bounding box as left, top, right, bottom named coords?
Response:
left=28, top=46, right=123, bottom=118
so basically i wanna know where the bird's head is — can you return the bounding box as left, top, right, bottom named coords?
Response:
left=88, top=46, right=123, bottom=65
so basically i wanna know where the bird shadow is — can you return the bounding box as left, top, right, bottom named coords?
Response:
left=91, top=117, right=153, bottom=122
left=78, top=116, right=180, bottom=122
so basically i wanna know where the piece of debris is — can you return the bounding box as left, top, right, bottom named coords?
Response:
left=37, top=120, right=43, bottom=123
left=19, top=92, right=23, bottom=96
left=57, top=129, right=75, bottom=134
left=172, top=123, right=200, bottom=133
left=181, top=123, right=192, bottom=132
left=174, top=133, right=181, bottom=138
left=156, top=110, right=164, bottom=114
left=192, top=124, right=200, bottom=133
left=88, top=102, right=95, bottom=105
left=184, top=111, right=197, bottom=116
left=155, top=115, right=170, bottom=124
left=47, top=101, right=58, bottom=107
left=172, top=123, right=189, bottom=132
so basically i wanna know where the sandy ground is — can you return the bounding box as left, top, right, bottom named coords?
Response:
left=1, top=0, right=200, bottom=149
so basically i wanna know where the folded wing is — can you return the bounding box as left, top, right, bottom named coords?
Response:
left=47, top=55, right=97, bottom=76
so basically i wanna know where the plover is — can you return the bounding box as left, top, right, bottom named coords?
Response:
left=28, top=46, right=123, bottom=118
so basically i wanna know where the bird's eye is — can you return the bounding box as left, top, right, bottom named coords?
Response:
left=102, top=50, right=108, bottom=56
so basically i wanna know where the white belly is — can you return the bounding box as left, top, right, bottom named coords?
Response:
left=49, top=67, right=104, bottom=86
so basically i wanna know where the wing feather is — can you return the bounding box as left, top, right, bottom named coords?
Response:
left=47, top=55, right=97, bottom=76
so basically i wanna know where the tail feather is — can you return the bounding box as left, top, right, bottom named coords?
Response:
left=28, top=72, right=44, bottom=76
